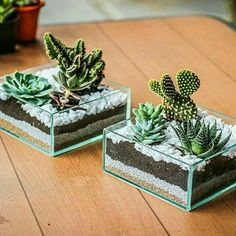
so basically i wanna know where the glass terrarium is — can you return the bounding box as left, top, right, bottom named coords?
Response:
left=0, top=64, right=131, bottom=156
left=103, top=108, right=236, bottom=211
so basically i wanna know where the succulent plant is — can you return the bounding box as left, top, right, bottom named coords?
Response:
left=149, top=69, right=200, bottom=121
left=0, top=72, right=52, bottom=105
left=132, top=103, right=166, bottom=145
left=43, top=33, right=105, bottom=101
left=0, top=0, right=15, bottom=24
left=171, top=119, right=232, bottom=159
left=13, top=0, right=38, bottom=7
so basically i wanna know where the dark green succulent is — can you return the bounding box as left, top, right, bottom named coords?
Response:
left=0, top=0, right=15, bottom=24
left=132, top=103, right=166, bottom=145
left=43, top=33, right=105, bottom=100
left=0, top=72, right=52, bottom=105
left=149, top=69, right=200, bottom=121
left=171, top=119, right=232, bottom=159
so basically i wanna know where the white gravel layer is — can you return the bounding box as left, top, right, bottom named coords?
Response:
left=105, top=154, right=187, bottom=204
left=21, top=89, right=127, bottom=127
left=108, top=112, right=236, bottom=171
left=0, top=111, right=50, bottom=145
left=0, top=67, right=127, bottom=128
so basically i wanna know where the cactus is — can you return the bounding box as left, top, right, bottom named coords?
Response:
left=171, top=120, right=232, bottom=159
left=43, top=33, right=105, bottom=101
left=0, top=72, right=52, bottom=106
left=149, top=69, right=200, bottom=121
left=132, top=103, right=166, bottom=145
left=0, top=0, right=14, bottom=24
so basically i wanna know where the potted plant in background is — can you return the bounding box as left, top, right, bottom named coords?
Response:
left=0, top=0, right=18, bottom=54
left=103, top=69, right=236, bottom=211
left=13, top=0, right=44, bottom=42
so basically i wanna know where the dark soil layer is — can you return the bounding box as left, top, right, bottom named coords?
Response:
left=0, top=97, right=126, bottom=135
left=106, top=139, right=236, bottom=200
left=54, top=112, right=126, bottom=151
left=106, top=139, right=189, bottom=190
left=0, top=98, right=50, bottom=134
left=192, top=156, right=236, bottom=203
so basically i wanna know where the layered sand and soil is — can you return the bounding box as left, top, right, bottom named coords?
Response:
left=104, top=114, right=236, bottom=207
left=0, top=97, right=127, bottom=152
left=0, top=67, right=129, bottom=154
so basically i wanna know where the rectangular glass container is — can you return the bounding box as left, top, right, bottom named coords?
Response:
left=0, top=64, right=131, bottom=156
left=103, top=109, right=236, bottom=211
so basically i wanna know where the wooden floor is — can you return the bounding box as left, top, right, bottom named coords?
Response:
left=0, top=16, right=236, bottom=236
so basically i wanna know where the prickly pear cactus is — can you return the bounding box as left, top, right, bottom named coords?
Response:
left=149, top=69, right=200, bottom=121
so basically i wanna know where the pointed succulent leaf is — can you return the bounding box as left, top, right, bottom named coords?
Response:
left=197, top=142, right=215, bottom=159
left=216, top=132, right=232, bottom=151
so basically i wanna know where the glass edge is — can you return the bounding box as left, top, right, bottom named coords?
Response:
left=104, top=116, right=236, bottom=167
left=0, top=64, right=131, bottom=115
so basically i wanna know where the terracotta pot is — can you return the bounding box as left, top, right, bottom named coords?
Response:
left=15, top=0, right=45, bottom=43
left=0, top=14, right=19, bottom=54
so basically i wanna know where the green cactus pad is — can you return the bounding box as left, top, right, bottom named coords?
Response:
left=176, top=69, right=200, bottom=97
left=148, top=69, right=200, bottom=121
left=160, top=74, right=177, bottom=99
left=148, top=80, right=164, bottom=97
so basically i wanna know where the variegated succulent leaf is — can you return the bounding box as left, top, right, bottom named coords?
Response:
left=172, top=119, right=232, bottom=159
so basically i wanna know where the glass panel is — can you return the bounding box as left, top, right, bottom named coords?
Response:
left=0, top=94, right=52, bottom=155
left=190, top=107, right=236, bottom=209
left=0, top=65, right=131, bottom=156
left=103, top=109, right=236, bottom=211
left=103, top=120, right=191, bottom=210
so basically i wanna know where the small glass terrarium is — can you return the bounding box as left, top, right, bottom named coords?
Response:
left=0, top=34, right=131, bottom=156
left=103, top=70, right=236, bottom=211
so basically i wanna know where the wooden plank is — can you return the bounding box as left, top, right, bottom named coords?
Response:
left=98, top=19, right=236, bottom=117
left=1, top=134, right=167, bottom=236
left=0, top=23, right=168, bottom=236
left=0, top=43, right=47, bottom=76
left=142, top=191, right=236, bottom=236
left=0, top=136, right=42, bottom=236
left=98, top=18, right=236, bottom=235
left=165, top=16, right=236, bottom=82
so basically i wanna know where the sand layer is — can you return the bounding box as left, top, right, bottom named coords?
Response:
left=105, top=164, right=186, bottom=206
left=0, top=119, right=50, bottom=151
left=106, top=139, right=236, bottom=205
left=0, top=98, right=127, bottom=153
left=106, top=138, right=189, bottom=190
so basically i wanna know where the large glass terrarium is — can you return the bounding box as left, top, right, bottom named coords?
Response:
left=103, top=108, right=236, bottom=211
left=0, top=65, right=131, bottom=156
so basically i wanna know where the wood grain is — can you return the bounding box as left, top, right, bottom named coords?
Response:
left=0, top=137, right=42, bottom=236
left=0, top=23, right=168, bottom=236
left=98, top=18, right=236, bottom=116
left=0, top=17, right=236, bottom=235
left=98, top=17, right=236, bottom=235
left=165, top=17, right=236, bottom=83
